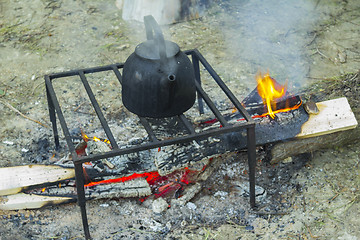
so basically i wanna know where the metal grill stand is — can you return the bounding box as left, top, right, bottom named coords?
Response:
left=45, top=49, right=256, bottom=240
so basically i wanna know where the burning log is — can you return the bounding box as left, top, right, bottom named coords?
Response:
left=0, top=170, right=154, bottom=210
left=0, top=156, right=210, bottom=210
left=268, top=97, right=358, bottom=163
left=269, top=129, right=359, bottom=164
left=0, top=177, right=151, bottom=211
left=242, top=72, right=358, bottom=163
left=295, top=97, right=357, bottom=138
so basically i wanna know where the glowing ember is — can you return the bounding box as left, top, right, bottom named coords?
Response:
left=84, top=166, right=205, bottom=200
left=78, top=130, right=209, bottom=200
left=256, top=71, right=287, bottom=119
left=84, top=171, right=160, bottom=187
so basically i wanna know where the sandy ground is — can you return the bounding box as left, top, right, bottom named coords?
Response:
left=0, top=0, right=359, bottom=239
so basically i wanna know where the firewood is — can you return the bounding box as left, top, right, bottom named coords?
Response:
left=0, top=193, right=75, bottom=211
left=269, top=128, right=359, bottom=164
left=0, top=178, right=151, bottom=210
left=170, top=182, right=201, bottom=206
left=85, top=178, right=151, bottom=199
left=269, top=97, right=358, bottom=164
left=0, top=165, right=75, bottom=196
left=296, top=97, right=357, bottom=138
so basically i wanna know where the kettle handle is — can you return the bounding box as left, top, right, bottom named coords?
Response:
left=144, top=15, right=167, bottom=62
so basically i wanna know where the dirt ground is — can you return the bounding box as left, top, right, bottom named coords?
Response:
left=0, top=0, right=359, bottom=239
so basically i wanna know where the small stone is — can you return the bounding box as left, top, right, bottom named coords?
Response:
left=214, top=191, right=228, bottom=199
left=117, top=44, right=130, bottom=51
left=152, top=197, right=168, bottom=213
left=165, top=222, right=172, bottom=231
left=142, top=198, right=153, bottom=209
left=253, top=218, right=269, bottom=235
left=3, top=140, right=14, bottom=145
left=337, top=49, right=347, bottom=63
left=304, top=101, right=319, bottom=115
left=21, top=148, right=29, bottom=153
left=143, top=219, right=164, bottom=232
left=180, top=220, right=187, bottom=227
left=231, top=181, right=267, bottom=201
left=245, top=225, right=254, bottom=231
left=281, top=157, right=293, bottom=163
left=186, top=202, right=197, bottom=210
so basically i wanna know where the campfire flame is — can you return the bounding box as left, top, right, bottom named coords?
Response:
left=81, top=131, right=111, bottom=145
left=256, top=71, right=287, bottom=119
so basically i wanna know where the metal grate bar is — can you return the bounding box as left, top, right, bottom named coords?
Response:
left=78, top=71, right=119, bottom=149
left=111, top=65, right=123, bottom=85
left=194, top=80, right=229, bottom=127
left=45, top=76, right=77, bottom=155
left=139, top=117, right=159, bottom=142
left=178, top=114, right=195, bottom=135
left=73, top=123, right=250, bottom=164
left=247, top=126, right=256, bottom=208
left=46, top=81, right=60, bottom=149
left=49, top=63, right=123, bottom=80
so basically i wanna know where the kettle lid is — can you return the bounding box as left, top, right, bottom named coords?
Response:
left=135, top=40, right=180, bottom=60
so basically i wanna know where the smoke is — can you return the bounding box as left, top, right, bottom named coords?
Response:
left=224, top=0, right=318, bottom=89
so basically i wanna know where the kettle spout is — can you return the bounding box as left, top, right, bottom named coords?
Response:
left=168, top=74, right=176, bottom=82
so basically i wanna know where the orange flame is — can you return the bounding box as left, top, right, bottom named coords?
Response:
left=81, top=130, right=111, bottom=144
left=256, top=71, right=287, bottom=119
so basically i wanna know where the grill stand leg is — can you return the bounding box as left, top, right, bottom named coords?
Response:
left=191, top=54, right=204, bottom=115
left=247, top=126, right=256, bottom=208
left=46, top=85, right=60, bottom=150
left=74, top=162, right=91, bottom=239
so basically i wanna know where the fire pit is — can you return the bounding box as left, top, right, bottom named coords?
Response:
left=45, top=49, right=257, bottom=239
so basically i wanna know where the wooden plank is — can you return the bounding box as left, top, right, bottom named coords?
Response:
left=269, top=97, right=358, bottom=164
left=0, top=165, right=75, bottom=196
left=296, top=97, right=358, bottom=138
left=270, top=128, right=360, bottom=164
left=0, top=193, right=75, bottom=210
left=0, top=178, right=151, bottom=211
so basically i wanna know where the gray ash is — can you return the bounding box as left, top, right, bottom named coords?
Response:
left=22, top=137, right=55, bottom=164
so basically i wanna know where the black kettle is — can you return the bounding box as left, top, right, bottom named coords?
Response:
left=122, top=15, right=196, bottom=118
